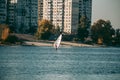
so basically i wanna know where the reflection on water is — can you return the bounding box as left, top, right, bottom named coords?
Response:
left=0, top=46, right=120, bottom=80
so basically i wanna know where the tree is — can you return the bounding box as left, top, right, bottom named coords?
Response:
left=35, top=19, right=55, bottom=40
left=53, top=25, right=61, bottom=36
left=0, top=24, right=10, bottom=40
left=91, top=19, right=115, bottom=45
left=19, top=26, right=24, bottom=33
left=9, top=25, right=16, bottom=33
left=114, top=29, right=120, bottom=45
left=77, top=16, right=89, bottom=42
left=27, top=26, right=37, bottom=35
left=4, top=35, right=22, bottom=44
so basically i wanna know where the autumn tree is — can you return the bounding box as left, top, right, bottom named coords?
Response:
left=91, top=19, right=115, bottom=45
left=77, top=16, right=89, bottom=42
left=35, top=19, right=55, bottom=40
left=0, top=24, right=10, bottom=40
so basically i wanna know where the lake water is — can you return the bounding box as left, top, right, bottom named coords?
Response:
left=0, top=46, right=120, bottom=80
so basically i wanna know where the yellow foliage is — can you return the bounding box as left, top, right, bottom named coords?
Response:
left=0, top=24, right=10, bottom=40
left=98, top=37, right=103, bottom=45
left=36, top=19, right=55, bottom=40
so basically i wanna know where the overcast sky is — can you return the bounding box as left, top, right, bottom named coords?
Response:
left=92, top=0, right=120, bottom=29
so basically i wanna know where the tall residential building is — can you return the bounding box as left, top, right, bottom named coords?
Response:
left=43, top=0, right=64, bottom=31
left=0, top=0, right=7, bottom=24
left=64, top=0, right=79, bottom=34
left=16, top=0, right=38, bottom=32
left=38, top=0, right=43, bottom=20
left=39, top=0, right=92, bottom=34
left=79, top=0, right=92, bottom=28
left=2, top=0, right=38, bottom=32
left=7, top=0, right=17, bottom=27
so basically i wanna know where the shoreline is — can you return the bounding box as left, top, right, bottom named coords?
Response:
left=0, top=41, right=107, bottom=47
left=23, top=41, right=99, bottom=47
left=1, top=41, right=119, bottom=47
left=0, top=41, right=94, bottom=47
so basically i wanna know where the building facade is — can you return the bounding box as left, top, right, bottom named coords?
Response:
left=38, top=0, right=43, bottom=20
left=79, top=0, right=92, bottom=27
left=0, top=0, right=7, bottom=24
left=1, top=0, right=38, bottom=33
left=0, top=0, right=92, bottom=34
left=16, top=0, right=38, bottom=33
left=39, top=0, right=92, bottom=34
left=43, top=0, right=64, bottom=31
left=7, top=0, right=17, bottom=28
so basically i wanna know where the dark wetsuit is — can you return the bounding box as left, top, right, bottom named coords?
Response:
left=55, top=44, right=57, bottom=50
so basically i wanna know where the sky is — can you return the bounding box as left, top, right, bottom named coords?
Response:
left=92, top=0, right=120, bottom=29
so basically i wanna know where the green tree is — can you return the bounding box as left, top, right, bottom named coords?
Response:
left=53, top=25, right=61, bottom=35
left=9, top=26, right=16, bottom=33
left=35, top=19, right=55, bottom=40
left=4, top=35, right=22, bottom=44
left=91, top=19, right=115, bottom=45
left=27, top=26, right=37, bottom=35
left=77, top=16, right=89, bottom=42
left=114, top=29, right=120, bottom=45
left=19, top=24, right=24, bottom=33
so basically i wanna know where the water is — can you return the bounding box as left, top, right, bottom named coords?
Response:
left=0, top=46, right=120, bottom=80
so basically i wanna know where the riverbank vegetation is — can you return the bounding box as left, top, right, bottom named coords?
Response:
left=91, top=19, right=115, bottom=45
left=0, top=17, right=120, bottom=46
left=77, top=16, right=89, bottom=42
left=0, top=25, right=23, bottom=45
left=91, top=19, right=120, bottom=46
left=0, top=24, right=9, bottom=40
left=35, top=19, right=56, bottom=40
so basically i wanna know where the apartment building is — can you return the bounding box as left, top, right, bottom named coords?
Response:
left=79, top=0, right=92, bottom=27
left=7, top=0, right=17, bottom=28
left=0, top=0, right=7, bottom=24
left=43, top=0, right=64, bottom=31
left=16, top=0, right=38, bottom=32
left=38, top=0, right=43, bottom=20
left=40, top=0, right=92, bottom=34
left=2, top=0, right=38, bottom=32
left=64, top=0, right=79, bottom=34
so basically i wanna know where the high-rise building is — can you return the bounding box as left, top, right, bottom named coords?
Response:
left=38, top=0, right=43, bottom=20
left=64, top=0, right=79, bottom=34
left=3, top=0, right=38, bottom=32
left=16, top=0, right=38, bottom=32
left=0, top=0, right=38, bottom=33
left=39, top=0, right=92, bottom=34
left=43, top=0, right=64, bottom=31
left=7, top=0, right=17, bottom=28
left=79, top=0, right=92, bottom=27
left=0, top=0, right=7, bottom=24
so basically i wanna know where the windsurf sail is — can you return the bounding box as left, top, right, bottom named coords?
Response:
left=53, top=34, right=62, bottom=49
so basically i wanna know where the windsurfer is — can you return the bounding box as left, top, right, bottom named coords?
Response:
left=53, top=34, right=62, bottom=50
left=55, top=44, right=57, bottom=50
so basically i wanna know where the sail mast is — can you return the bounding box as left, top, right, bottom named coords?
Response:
left=53, top=34, right=62, bottom=49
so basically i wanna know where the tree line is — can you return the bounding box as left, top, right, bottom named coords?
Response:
left=0, top=16, right=120, bottom=46
left=35, top=17, right=120, bottom=46
left=77, top=16, right=120, bottom=46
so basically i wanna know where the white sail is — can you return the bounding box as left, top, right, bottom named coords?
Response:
left=53, top=34, right=62, bottom=49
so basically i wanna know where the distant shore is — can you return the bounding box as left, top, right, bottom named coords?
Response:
left=1, top=34, right=119, bottom=47
left=23, top=41, right=99, bottom=47
left=1, top=41, right=116, bottom=47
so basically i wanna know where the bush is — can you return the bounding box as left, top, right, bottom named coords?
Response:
left=72, top=38, right=79, bottom=42
left=62, top=35, right=75, bottom=41
left=4, top=35, right=23, bottom=44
